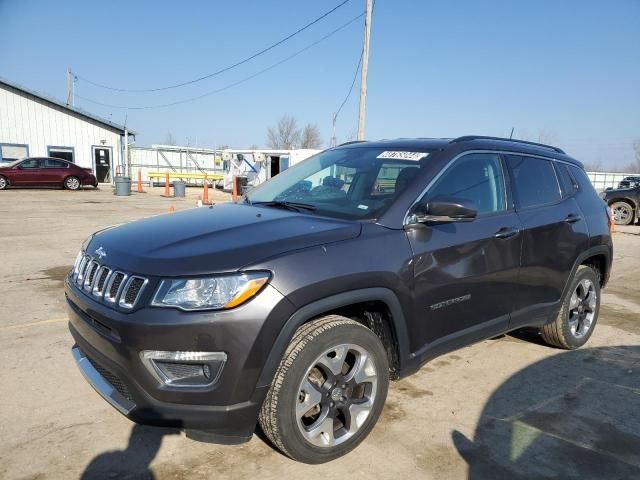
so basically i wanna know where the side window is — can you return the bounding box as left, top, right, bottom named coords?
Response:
left=19, top=159, right=41, bottom=169
left=555, top=162, right=578, bottom=198
left=506, top=155, right=561, bottom=208
left=44, top=159, right=68, bottom=168
left=426, top=153, right=506, bottom=215
left=569, top=165, right=598, bottom=193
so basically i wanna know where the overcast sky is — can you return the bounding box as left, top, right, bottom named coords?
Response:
left=1, top=0, right=638, bottom=168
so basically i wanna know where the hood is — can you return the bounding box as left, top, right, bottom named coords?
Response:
left=85, top=203, right=361, bottom=276
left=603, top=187, right=636, bottom=197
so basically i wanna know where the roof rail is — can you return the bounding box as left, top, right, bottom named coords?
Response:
left=337, top=140, right=367, bottom=147
left=449, top=135, right=565, bottom=154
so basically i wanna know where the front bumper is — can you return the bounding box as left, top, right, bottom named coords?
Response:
left=66, top=276, right=296, bottom=441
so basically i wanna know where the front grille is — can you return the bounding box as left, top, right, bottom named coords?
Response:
left=72, top=253, right=147, bottom=310
left=86, top=355, right=135, bottom=403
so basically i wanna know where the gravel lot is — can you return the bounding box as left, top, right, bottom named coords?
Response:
left=0, top=187, right=638, bottom=479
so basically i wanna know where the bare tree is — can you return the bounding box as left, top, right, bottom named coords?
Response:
left=633, top=139, right=640, bottom=171
left=583, top=159, right=604, bottom=172
left=300, top=123, right=323, bottom=149
left=163, top=132, right=177, bottom=145
left=537, top=128, right=558, bottom=145
left=217, top=144, right=230, bottom=150
left=250, top=144, right=259, bottom=150
left=267, top=114, right=301, bottom=149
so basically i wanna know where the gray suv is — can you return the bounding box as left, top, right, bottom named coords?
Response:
left=67, top=136, right=613, bottom=463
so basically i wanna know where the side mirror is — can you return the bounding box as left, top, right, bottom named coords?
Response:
left=411, top=196, right=477, bottom=224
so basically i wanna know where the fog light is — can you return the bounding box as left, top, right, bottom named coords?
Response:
left=140, top=351, right=226, bottom=387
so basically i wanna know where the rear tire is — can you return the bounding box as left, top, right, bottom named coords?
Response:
left=259, top=315, right=389, bottom=463
left=64, top=176, right=81, bottom=190
left=0, top=175, right=7, bottom=190
left=540, top=265, right=600, bottom=349
left=610, top=201, right=634, bottom=225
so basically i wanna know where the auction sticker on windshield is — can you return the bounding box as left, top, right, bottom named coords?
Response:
left=377, top=151, right=429, bottom=161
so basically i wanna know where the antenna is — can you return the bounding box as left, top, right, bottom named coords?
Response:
left=509, top=127, right=514, bottom=139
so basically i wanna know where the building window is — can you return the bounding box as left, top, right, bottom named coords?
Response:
left=0, top=143, right=29, bottom=164
left=47, top=146, right=75, bottom=163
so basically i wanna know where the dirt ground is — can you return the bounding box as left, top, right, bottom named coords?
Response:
left=0, top=187, right=638, bottom=479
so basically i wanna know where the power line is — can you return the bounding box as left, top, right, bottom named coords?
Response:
left=334, top=48, right=363, bottom=122
left=76, top=13, right=364, bottom=111
left=76, top=0, right=353, bottom=93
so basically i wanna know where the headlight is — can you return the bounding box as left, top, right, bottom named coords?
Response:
left=151, top=272, right=270, bottom=311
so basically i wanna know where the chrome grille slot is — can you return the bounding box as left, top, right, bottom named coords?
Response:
left=92, top=267, right=112, bottom=297
left=119, top=276, right=148, bottom=309
left=105, top=272, right=127, bottom=304
left=75, top=255, right=91, bottom=285
left=83, top=261, right=99, bottom=291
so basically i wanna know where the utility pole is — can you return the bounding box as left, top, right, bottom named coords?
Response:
left=66, top=68, right=75, bottom=106
left=357, top=0, right=373, bottom=141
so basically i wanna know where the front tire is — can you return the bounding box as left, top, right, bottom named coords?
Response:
left=540, top=265, right=600, bottom=349
left=610, top=201, right=634, bottom=225
left=0, top=175, right=7, bottom=190
left=64, top=176, right=81, bottom=190
left=259, top=315, right=389, bottom=463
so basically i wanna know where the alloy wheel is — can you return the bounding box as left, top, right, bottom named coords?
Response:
left=296, top=344, right=377, bottom=447
left=612, top=204, right=632, bottom=224
left=568, top=278, right=597, bottom=338
left=0, top=177, right=6, bottom=189
left=66, top=177, right=80, bottom=190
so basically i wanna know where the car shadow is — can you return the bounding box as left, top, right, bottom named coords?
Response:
left=80, top=424, right=179, bottom=479
left=452, top=345, right=640, bottom=479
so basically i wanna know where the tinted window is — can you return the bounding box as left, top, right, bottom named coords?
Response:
left=506, top=155, right=560, bottom=208
left=19, top=159, right=41, bottom=169
left=555, top=163, right=577, bottom=197
left=44, top=158, right=68, bottom=168
left=569, top=165, right=598, bottom=192
left=427, top=153, right=506, bottom=215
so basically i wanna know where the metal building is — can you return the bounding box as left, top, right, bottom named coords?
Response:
left=0, top=77, right=132, bottom=183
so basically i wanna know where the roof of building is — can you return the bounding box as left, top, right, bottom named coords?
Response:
left=0, top=77, right=134, bottom=135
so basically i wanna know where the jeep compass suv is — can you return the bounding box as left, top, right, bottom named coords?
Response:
left=66, top=136, right=613, bottom=463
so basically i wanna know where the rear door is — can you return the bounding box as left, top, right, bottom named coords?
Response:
left=406, top=152, right=522, bottom=356
left=41, top=158, right=69, bottom=185
left=11, top=158, right=43, bottom=185
left=505, top=154, right=590, bottom=328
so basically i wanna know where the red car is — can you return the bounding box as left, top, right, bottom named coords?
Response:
left=0, top=157, right=97, bottom=190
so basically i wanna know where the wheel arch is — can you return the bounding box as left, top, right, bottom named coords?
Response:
left=256, top=288, right=410, bottom=389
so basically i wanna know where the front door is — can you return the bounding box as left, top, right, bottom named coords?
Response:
left=406, top=152, right=521, bottom=358
left=94, top=148, right=111, bottom=183
left=11, top=158, right=44, bottom=185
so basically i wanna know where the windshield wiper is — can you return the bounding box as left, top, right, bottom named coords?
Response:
left=251, top=200, right=317, bottom=212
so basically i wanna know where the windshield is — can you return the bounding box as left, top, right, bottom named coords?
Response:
left=1, top=159, right=24, bottom=167
left=246, top=147, right=431, bottom=220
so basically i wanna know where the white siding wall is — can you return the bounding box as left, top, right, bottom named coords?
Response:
left=0, top=85, right=122, bottom=172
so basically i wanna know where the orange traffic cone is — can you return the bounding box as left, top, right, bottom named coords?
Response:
left=232, top=176, right=238, bottom=202
left=202, top=175, right=210, bottom=204
left=136, top=170, right=145, bottom=193
left=162, top=172, right=171, bottom=197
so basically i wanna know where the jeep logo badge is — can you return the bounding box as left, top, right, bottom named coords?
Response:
left=95, top=246, right=107, bottom=260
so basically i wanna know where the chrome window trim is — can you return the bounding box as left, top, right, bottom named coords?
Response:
left=104, top=272, right=128, bottom=304
left=118, top=276, right=148, bottom=309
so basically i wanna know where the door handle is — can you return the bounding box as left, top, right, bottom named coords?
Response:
left=564, top=214, right=582, bottom=224
left=495, top=227, right=520, bottom=239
